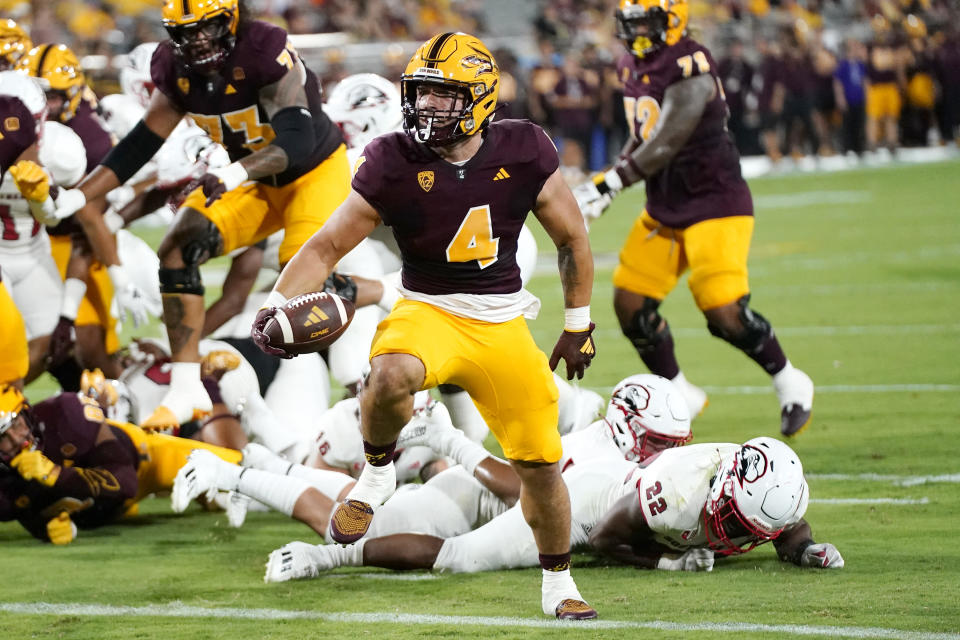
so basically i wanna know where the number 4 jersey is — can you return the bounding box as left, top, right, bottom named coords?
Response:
left=618, top=37, right=752, bottom=229
left=352, top=120, right=558, bottom=298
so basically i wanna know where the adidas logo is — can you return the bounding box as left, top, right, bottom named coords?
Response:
left=302, top=305, right=330, bottom=327
left=579, top=339, right=595, bottom=356
left=492, top=168, right=510, bottom=181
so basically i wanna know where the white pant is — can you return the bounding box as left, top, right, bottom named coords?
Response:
left=0, top=234, right=61, bottom=339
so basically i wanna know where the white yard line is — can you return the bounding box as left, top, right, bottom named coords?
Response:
left=807, top=473, right=960, bottom=487
left=810, top=498, right=930, bottom=505
left=582, top=384, right=959, bottom=395
left=0, top=602, right=957, bottom=640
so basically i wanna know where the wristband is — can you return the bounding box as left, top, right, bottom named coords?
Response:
left=563, top=306, right=591, bottom=331
left=262, top=289, right=288, bottom=309
left=210, top=162, right=248, bottom=192
left=60, top=278, right=87, bottom=320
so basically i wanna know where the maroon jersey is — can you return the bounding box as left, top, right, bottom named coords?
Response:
left=0, top=95, right=37, bottom=177
left=352, top=119, right=558, bottom=295
left=618, top=38, right=753, bottom=228
left=151, top=20, right=342, bottom=187
left=0, top=393, right=139, bottom=541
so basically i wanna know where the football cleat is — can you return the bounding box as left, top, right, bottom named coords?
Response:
left=141, top=384, right=213, bottom=432
left=200, top=349, right=241, bottom=380
left=328, top=459, right=397, bottom=543
left=225, top=490, right=250, bottom=528
left=554, top=599, right=599, bottom=621
left=671, top=372, right=708, bottom=419
left=328, top=499, right=376, bottom=544
left=773, top=365, right=814, bottom=437
left=264, top=541, right=331, bottom=583
left=171, top=449, right=235, bottom=513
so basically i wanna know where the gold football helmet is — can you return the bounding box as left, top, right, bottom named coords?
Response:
left=0, top=385, right=36, bottom=469
left=616, top=0, right=689, bottom=58
left=162, top=0, right=240, bottom=74
left=0, top=19, right=32, bottom=71
left=400, top=32, right=499, bottom=146
left=16, top=44, right=86, bottom=121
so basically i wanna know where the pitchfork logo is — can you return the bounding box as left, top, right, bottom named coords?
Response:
left=617, top=384, right=651, bottom=414
left=460, top=51, right=493, bottom=78
left=736, top=445, right=769, bottom=487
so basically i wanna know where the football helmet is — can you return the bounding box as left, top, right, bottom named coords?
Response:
left=0, top=385, right=40, bottom=470
left=615, top=0, right=689, bottom=58
left=39, top=121, right=87, bottom=187
left=401, top=32, right=499, bottom=146
left=0, top=69, right=46, bottom=133
left=0, top=19, right=31, bottom=71
left=16, top=44, right=85, bottom=121
left=704, top=437, right=809, bottom=556
left=120, top=41, right=159, bottom=108
left=162, top=0, right=240, bottom=74
left=604, top=374, right=692, bottom=462
left=325, top=73, right=403, bottom=150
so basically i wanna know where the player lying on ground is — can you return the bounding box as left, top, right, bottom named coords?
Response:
left=264, top=436, right=842, bottom=580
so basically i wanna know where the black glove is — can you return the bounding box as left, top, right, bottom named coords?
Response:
left=323, top=272, right=358, bottom=303
left=251, top=307, right=296, bottom=359
left=47, top=316, right=76, bottom=368
left=548, top=323, right=597, bottom=380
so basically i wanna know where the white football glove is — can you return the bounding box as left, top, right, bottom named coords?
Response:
left=52, top=188, right=88, bottom=221
left=799, top=542, right=844, bottom=569
left=571, top=169, right=623, bottom=229
left=107, top=265, right=150, bottom=329
left=656, top=548, right=715, bottom=572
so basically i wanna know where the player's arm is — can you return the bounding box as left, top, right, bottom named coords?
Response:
left=202, top=244, right=265, bottom=337
left=56, top=90, right=185, bottom=217
left=588, top=493, right=661, bottom=568
left=774, top=518, right=845, bottom=569
left=533, top=169, right=597, bottom=380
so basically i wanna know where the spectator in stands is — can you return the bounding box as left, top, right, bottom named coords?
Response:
left=545, top=52, right=600, bottom=172
left=933, top=26, right=960, bottom=145
left=865, top=15, right=907, bottom=154
left=755, top=36, right=786, bottom=164
left=902, top=15, right=937, bottom=146
left=718, top=39, right=756, bottom=155
left=810, top=35, right=839, bottom=156
left=834, top=38, right=868, bottom=156
left=780, top=29, right=820, bottom=158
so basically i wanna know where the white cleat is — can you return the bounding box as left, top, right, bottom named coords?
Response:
left=171, top=449, right=236, bottom=513
left=773, top=364, right=814, bottom=437
left=264, top=542, right=334, bottom=583
left=671, top=372, right=708, bottom=418
left=225, top=491, right=250, bottom=528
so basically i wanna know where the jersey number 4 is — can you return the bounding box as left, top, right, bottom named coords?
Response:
left=446, top=205, right=499, bottom=269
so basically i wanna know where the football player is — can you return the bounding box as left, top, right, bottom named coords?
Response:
left=0, top=18, right=31, bottom=71
left=51, top=0, right=352, bottom=432
left=16, top=44, right=151, bottom=383
left=263, top=437, right=841, bottom=587
left=0, top=384, right=241, bottom=544
left=252, top=32, right=598, bottom=619
left=573, top=0, right=815, bottom=436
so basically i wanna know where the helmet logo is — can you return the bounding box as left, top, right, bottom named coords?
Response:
left=417, top=170, right=434, bottom=192
left=4, top=116, right=19, bottom=131
left=619, top=384, right=652, bottom=413
left=736, top=445, right=769, bottom=487
left=178, top=77, right=190, bottom=93
left=460, top=53, right=493, bottom=78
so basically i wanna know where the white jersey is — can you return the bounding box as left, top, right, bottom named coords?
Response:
left=433, top=457, right=641, bottom=573
left=635, top=443, right=739, bottom=552
left=558, top=420, right=622, bottom=471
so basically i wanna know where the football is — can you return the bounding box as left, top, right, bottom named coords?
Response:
left=262, top=291, right=356, bottom=355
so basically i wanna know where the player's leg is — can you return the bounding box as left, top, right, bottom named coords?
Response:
left=3, top=243, right=60, bottom=383
left=613, top=211, right=707, bottom=417
left=685, top=215, right=814, bottom=436
left=0, top=278, right=28, bottom=387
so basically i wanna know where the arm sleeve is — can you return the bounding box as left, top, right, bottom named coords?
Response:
left=350, top=137, right=388, bottom=219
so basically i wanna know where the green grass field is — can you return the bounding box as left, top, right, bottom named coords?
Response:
left=3, top=160, right=959, bottom=639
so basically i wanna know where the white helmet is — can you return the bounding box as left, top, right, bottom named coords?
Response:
left=705, top=437, right=809, bottom=555
left=604, top=374, right=692, bottom=462
left=0, top=69, right=46, bottom=132
left=39, top=121, right=86, bottom=187
left=325, top=73, right=402, bottom=149
left=119, top=42, right=158, bottom=108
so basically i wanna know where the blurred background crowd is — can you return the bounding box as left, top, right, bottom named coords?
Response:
left=4, top=0, right=960, bottom=173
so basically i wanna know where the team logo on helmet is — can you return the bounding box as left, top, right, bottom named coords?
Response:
left=460, top=52, right=493, bottom=78
left=736, top=444, right=769, bottom=487
left=418, top=170, right=434, bottom=192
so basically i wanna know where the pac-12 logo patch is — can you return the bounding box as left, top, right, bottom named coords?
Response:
left=418, top=170, right=434, bottom=192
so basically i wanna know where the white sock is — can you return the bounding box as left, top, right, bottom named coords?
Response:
left=772, top=360, right=795, bottom=383
left=242, top=442, right=297, bottom=475
left=434, top=428, right=490, bottom=475
left=439, top=389, right=489, bottom=443
left=346, top=461, right=396, bottom=506
left=286, top=465, right=355, bottom=502
left=240, top=395, right=299, bottom=456
left=541, top=568, right=584, bottom=615
left=334, top=538, right=367, bottom=567
left=170, top=362, right=202, bottom=393
left=237, top=467, right=311, bottom=517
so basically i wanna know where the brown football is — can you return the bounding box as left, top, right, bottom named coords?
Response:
left=262, top=291, right=356, bottom=355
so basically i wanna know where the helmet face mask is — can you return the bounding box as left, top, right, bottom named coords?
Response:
left=704, top=437, right=808, bottom=555
left=604, top=374, right=692, bottom=462
left=401, top=32, right=499, bottom=146
left=0, top=386, right=40, bottom=471
left=616, top=0, right=688, bottom=58
left=162, top=0, right=239, bottom=75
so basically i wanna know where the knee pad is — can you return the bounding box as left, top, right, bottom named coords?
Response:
left=707, top=295, right=772, bottom=353
left=180, top=219, right=223, bottom=266
left=622, top=297, right=670, bottom=352
left=158, top=265, right=204, bottom=296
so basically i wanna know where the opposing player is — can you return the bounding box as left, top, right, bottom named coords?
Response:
left=573, top=0, right=814, bottom=436
left=52, top=0, right=351, bottom=431
left=253, top=33, right=598, bottom=619
left=0, top=385, right=241, bottom=544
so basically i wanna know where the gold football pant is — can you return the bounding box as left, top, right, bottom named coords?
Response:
left=181, top=144, right=351, bottom=265
left=49, top=235, right=119, bottom=354
left=613, top=210, right=754, bottom=311
left=370, top=300, right=561, bottom=463
left=111, top=420, right=242, bottom=504
left=0, top=279, right=28, bottom=384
